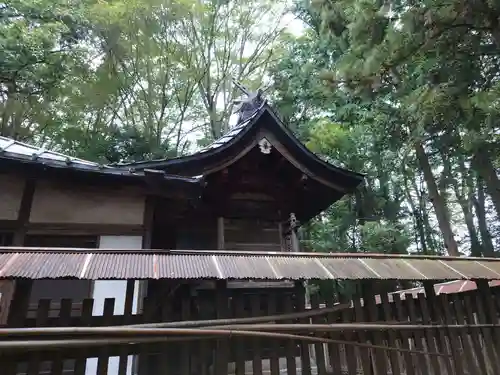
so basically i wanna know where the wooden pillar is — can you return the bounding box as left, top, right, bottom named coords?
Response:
left=135, top=196, right=155, bottom=314
left=131, top=196, right=155, bottom=375
left=217, top=217, right=224, bottom=250
left=142, top=195, right=155, bottom=250
left=290, top=213, right=300, bottom=252
left=0, top=178, right=36, bottom=325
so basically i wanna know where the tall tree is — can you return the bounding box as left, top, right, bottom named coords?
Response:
left=0, top=0, right=287, bottom=161
left=307, top=0, right=500, bottom=256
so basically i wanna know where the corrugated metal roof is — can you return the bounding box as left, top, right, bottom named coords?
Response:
left=0, top=248, right=499, bottom=281
left=0, top=136, right=202, bottom=184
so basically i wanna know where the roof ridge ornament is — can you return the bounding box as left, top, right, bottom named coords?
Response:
left=232, top=79, right=266, bottom=124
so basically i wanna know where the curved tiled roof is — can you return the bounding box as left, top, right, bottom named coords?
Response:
left=0, top=135, right=202, bottom=184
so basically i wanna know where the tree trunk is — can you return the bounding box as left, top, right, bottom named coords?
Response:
left=412, top=175, right=439, bottom=254
left=471, top=148, right=500, bottom=220
left=452, top=177, right=482, bottom=257
left=473, top=176, right=496, bottom=257
left=415, top=142, right=459, bottom=256
left=403, top=169, right=428, bottom=254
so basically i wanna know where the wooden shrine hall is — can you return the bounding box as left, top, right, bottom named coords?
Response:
left=0, top=91, right=499, bottom=375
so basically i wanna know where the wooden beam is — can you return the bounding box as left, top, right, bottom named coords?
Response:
left=142, top=196, right=155, bottom=249
left=0, top=220, right=18, bottom=230
left=25, top=223, right=144, bottom=236
left=217, top=217, right=225, bottom=250
left=13, top=178, right=36, bottom=245
left=262, top=130, right=347, bottom=192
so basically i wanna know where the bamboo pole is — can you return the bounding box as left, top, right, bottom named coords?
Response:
left=0, top=328, right=450, bottom=357
left=125, top=303, right=354, bottom=328
left=0, top=323, right=493, bottom=338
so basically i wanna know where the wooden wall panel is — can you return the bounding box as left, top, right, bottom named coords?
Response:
left=224, top=218, right=281, bottom=252
left=29, top=180, right=145, bottom=225
left=0, top=173, right=25, bottom=220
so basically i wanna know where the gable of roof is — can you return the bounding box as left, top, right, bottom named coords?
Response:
left=118, top=102, right=364, bottom=193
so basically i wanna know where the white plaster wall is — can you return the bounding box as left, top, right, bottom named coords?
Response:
left=85, top=235, right=142, bottom=375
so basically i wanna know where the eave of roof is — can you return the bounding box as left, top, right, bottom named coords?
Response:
left=0, top=136, right=203, bottom=186
left=114, top=103, right=268, bottom=170
left=1, top=247, right=499, bottom=281
left=116, top=103, right=365, bottom=192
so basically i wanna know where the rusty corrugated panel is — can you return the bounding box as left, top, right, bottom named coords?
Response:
left=443, top=260, right=500, bottom=279
left=269, top=256, right=329, bottom=279
left=2, top=249, right=500, bottom=281
left=2, top=252, right=85, bottom=278
left=477, top=260, right=500, bottom=277
left=0, top=253, right=15, bottom=276
left=84, top=253, right=154, bottom=279
left=361, top=258, right=426, bottom=280
left=320, top=258, right=379, bottom=279
left=402, top=259, right=464, bottom=279
left=215, top=255, right=277, bottom=279
left=156, top=254, right=218, bottom=279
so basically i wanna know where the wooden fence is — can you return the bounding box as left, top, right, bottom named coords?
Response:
left=0, top=280, right=499, bottom=375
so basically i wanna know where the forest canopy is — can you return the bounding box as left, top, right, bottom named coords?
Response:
left=1, top=0, right=499, bottom=261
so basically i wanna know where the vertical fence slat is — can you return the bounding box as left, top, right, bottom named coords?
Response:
left=198, top=293, right=211, bottom=375
left=324, top=297, right=343, bottom=375
left=296, top=283, right=311, bottom=375
left=181, top=290, right=192, bottom=375
left=74, top=298, right=94, bottom=375
left=118, top=280, right=135, bottom=375
left=449, top=294, right=481, bottom=375
left=340, top=297, right=358, bottom=375
left=462, top=294, right=490, bottom=374
left=283, top=293, right=297, bottom=375
left=471, top=289, right=500, bottom=374
left=438, top=294, right=466, bottom=375
left=97, top=298, right=115, bottom=375
left=352, top=297, right=374, bottom=375
left=424, top=283, right=456, bottom=375
left=380, top=292, right=403, bottom=375
left=234, top=292, right=247, bottom=375
left=50, top=298, right=73, bottom=375
left=26, top=299, right=50, bottom=375
left=416, top=293, right=448, bottom=374
left=2, top=280, right=33, bottom=375
left=476, top=281, right=500, bottom=358
left=309, top=293, right=327, bottom=375
left=159, top=289, right=172, bottom=375
left=138, top=296, right=155, bottom=375
left=215, top=282, right=229, bottom=375
left=363, top=284, right=389, bottom=375
left=392, top=294, right=416, bottom=375
left=251, top=293, right=264, bottom=375
left=405, top=294, right=429, bottom=375
left=267, top=291, right=280, bottom=375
